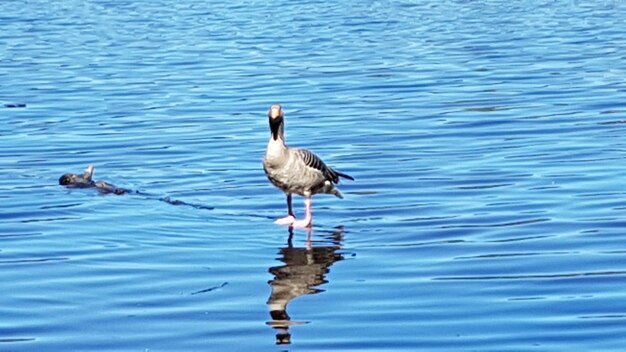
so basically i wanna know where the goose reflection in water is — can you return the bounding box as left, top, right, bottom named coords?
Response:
left=267, top=226, right=345, bottom=345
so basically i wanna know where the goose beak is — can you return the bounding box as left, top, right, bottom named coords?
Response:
left=268, top=104, right=284, bottom=141
left=268, top=104, right=283, bottom=120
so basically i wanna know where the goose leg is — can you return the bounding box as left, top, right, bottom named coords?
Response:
left=275, top=194, right=296, bottom=225
left=291, top=196, right=312, bottom=228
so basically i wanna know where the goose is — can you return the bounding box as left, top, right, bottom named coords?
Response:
left=263, top=104, right=353, bottom=228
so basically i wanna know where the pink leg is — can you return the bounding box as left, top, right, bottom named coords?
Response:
left=274, top=215, right=295, bottom=225
left=275, top=194, right=295, bottom=225
left=291, top=197, right=312, bottom=228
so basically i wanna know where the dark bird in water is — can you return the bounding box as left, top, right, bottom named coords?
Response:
left=59, top=165, right=129, bottom=194
left=59, top=164, right=213, bottom=210
left=263, top=104, right=353, bottom=228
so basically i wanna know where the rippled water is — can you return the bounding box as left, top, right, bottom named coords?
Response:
left=2, top=0, right=626, bottom=350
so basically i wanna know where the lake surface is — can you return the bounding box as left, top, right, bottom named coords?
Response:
left=2, top=0, right=626, bottom=350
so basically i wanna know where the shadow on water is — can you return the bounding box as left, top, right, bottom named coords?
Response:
left=266, top=226, right=345, bottom=345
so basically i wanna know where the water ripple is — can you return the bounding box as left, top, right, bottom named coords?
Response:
left=435, top=271, right=626, bottom=282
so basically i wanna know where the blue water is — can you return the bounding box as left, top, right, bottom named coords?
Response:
left=2, top=0, right=626, bottom=350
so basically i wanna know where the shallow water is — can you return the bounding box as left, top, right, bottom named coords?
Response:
left=2, top=0, right=626, bottom=351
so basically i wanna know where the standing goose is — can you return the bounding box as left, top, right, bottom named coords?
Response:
left=263, top=104, right=354, bottom=228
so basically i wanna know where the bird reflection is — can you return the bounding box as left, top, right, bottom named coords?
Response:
left=267, top=226, right=345, bottom=345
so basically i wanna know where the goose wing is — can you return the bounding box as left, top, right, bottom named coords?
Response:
left=295, top=148, right=353, bottom=183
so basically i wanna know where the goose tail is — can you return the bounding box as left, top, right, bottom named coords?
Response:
left=331, top=187, right=344, bottom=199
left=336, top=170, right=354, bottom=181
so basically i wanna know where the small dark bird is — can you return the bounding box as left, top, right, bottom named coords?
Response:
left=59, top=165, right=129, bottom=194
left=59, top=165, right=214, bottom=210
